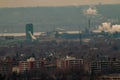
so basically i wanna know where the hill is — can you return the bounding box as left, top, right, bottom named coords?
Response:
left=0, top=4, right=119, bottom=33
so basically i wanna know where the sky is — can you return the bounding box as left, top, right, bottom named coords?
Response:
left=0, top=0, right=120, bottom=8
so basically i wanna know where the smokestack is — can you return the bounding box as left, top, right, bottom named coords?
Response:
left=79, top=31, right=82, bottom=45
left=88, top=19, right=91, bottom=32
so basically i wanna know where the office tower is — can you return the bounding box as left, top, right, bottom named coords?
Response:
left=26, top=23, right=33, bottom=41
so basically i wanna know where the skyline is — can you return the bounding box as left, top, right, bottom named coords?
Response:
left=0, top=0, right=120, bottom=8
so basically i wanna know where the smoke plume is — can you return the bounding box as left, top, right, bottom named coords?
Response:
left=98, top=22, right=120, bottom=33
left=112, top=25, right=120, bottom=33
left=98, top=22, right=111, bottom=32
left=84, top=7, right=98, bottom=16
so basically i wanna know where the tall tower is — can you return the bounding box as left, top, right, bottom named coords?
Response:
left=88, top=19, right=91, bottom=33
left=26, top=23, right=33, bottom=41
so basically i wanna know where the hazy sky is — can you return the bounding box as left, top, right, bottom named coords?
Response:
left=0, top=0, right=120, bottom=8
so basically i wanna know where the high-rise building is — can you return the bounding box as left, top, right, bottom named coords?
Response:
left=26, top=23, right=33, bottom=41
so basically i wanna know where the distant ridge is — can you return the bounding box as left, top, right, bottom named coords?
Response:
left=0, top=4, right=119, bottom=33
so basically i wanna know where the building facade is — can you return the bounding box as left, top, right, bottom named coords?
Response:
left=60, top=58, right=84, bottom=71
left=91, top=60, right=120, bottom=75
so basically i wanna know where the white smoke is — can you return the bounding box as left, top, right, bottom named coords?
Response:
left=98, top=22, right=111, bottom=32
left=84, top=7, right=98, bottom=16
left=112, top=25, right=120, bottom=33
left=98, top=22, right=120, bottom=33
left=28, top=31, right=36, bottom=40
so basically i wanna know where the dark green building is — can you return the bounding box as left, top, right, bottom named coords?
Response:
left=26, top=23, right=33, bottom=41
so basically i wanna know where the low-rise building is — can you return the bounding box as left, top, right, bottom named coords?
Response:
left=0, top=61, right=13, bottom=75
left=19, top=60, right=45, bottom=73
left=97, top=74, right=120, bottom=80
left=91, top=59, right=120, bottom=75
left=58, top=56, right=84, bottom=71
